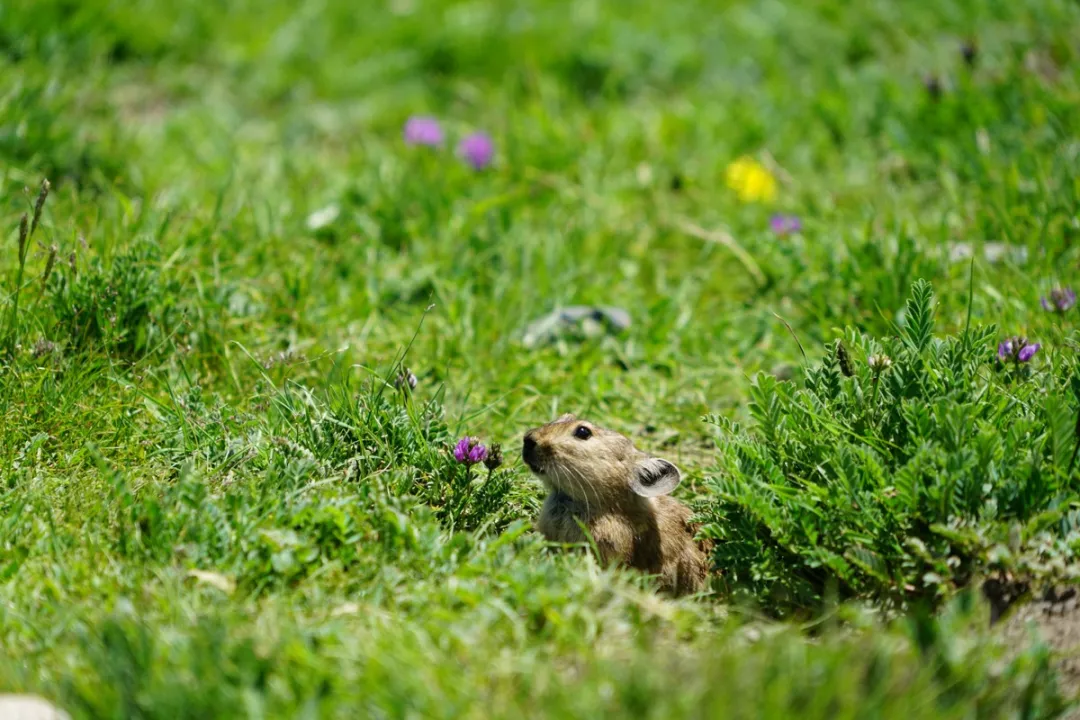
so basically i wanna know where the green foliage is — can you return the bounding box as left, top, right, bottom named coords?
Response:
left=700, top=280, right=1080, bottom=613
left=0, top=73, right=121, bottom=185
left=286, top=378, right=519, bottom=531
left=46, top=242, right=183, bottom=357
left=902, top=278, right=935, bottom=353
left=1, top=584, right=1069, bottom=719
left=146, top=372, right=519, bottom=539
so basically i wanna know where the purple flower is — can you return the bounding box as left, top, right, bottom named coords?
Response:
left=453, top=437, right=488, bottom=465
left=1041, top=287, right=1076, bottom=314
left=458, top=132, right=494, bottom=170
left=403, top=116, right=443, bottom=147
left=769, top=214, right=802, bottom=235
left=998, top=336, right=1040, bottom=364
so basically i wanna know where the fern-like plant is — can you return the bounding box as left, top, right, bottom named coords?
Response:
left=699, top=280, right=1080, bottom=615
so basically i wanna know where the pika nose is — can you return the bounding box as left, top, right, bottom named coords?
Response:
left=522, top=432, right=538, bottom=463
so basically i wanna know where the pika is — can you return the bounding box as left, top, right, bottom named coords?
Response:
left=523, top=414, right=709, bottom=595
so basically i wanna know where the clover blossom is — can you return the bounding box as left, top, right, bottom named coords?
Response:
left=868, top=354, right=893, bottom=373
left=998, top=337, right=1040, bottom=364
left=1041, top=287, right=1076, bottom=314
left=459, top=132, right=494, bottom=170
left=769, top=214, right=802, bottom=235
left=453, top=437, right=488, bottom=465
left=403, top=116, right=444, bottom=147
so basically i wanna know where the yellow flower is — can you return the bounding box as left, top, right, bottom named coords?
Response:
left=724, top=155, right=777, bottom=203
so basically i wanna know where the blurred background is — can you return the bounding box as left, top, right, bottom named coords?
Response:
left=1, top=1, right=1079, bottom=716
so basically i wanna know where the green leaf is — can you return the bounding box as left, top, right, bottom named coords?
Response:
left=901, top=279, right=935, bottom=354
left=1044, top=392, right=1075, bottom=475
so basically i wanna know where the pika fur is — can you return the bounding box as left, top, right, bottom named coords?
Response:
left=523, top=414, right=709, bottom=596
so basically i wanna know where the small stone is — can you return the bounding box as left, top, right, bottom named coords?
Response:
left=522, top=306, right=631, bottom=349
left=0, top=696, right=70, bottom=720
left=305, top=204, right=340, bottom=232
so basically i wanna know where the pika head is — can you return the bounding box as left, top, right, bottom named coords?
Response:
left=522, top=413, right=681, bottom=503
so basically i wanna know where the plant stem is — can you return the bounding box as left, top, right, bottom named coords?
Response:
left=869, top=375, right=881, bottom=423
left=5, top=215, right=29, bottom=355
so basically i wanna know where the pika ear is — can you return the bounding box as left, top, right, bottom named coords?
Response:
left=630, top=458, right=681, bottom=497
left=555, top=413, right=577, bottom=423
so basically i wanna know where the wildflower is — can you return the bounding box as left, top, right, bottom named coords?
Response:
left=403, top=115, right=444, bottom=147
left=453, top=436, right=488, bottom=465
left=395, top=367, right=418, bottom=391
left=458, top=132, right=494, bottom=170
left=997, top=337, right=1040, bottom=364
left=868, top=354, right=893, bottom=373
left=483, top=443, right=503, bottom=472
left=724, top=156, right=777, bottom=203
left=769, top=214, right=802, bottom=235
left=1041, top=287, right=1076, bottom=314
left=31, top=338, right=56, bottom=359
left=836, top=341, right=854, bottom=377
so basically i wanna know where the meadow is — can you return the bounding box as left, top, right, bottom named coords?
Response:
left=1, top=0, right=1079, bottom=716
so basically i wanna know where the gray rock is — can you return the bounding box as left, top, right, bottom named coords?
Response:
left=522, top=306, right=631, bottom=349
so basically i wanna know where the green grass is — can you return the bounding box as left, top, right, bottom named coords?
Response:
left=1, top=0, right=1079, bottom=716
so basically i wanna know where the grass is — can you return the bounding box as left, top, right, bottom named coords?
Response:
left=1, top=0, right=1079, bottom=716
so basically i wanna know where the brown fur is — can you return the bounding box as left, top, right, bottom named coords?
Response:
left=523, top=414, right=709, bottom=596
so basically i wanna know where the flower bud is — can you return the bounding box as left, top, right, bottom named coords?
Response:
left=483, top=443, right=503, bottom=472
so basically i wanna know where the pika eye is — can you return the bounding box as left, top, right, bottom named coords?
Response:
left=573, top=425, right=592, bottom=440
